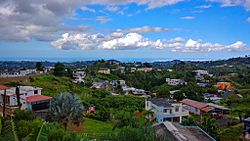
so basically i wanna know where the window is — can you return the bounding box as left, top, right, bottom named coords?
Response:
left=163, top=109, right=168, bottom=113
left=175, top=106, right=179, bottom=112
left=170, top=109, right=172, bottom=114
left=34, top=90, right=38, bottom=94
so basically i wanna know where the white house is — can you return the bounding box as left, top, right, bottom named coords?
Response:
left=0, top=86, right=52, bottom=111
left=137, top=67, right=153, bottom=72
left=123, top=87, right=146, bottom=96
left=193, top=70, right=213, bottom=81
left=166, top=78, right=186, bottom=86
left=72, top=70, right=85, bottom=83
left=146, top=98, right=189, bottom=123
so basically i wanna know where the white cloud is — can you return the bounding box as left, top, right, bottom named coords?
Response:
left=80, top=6, right=96, bottom=13
left=51, top=32, right=165, bottom=50
left=100, top=33, right=164, bottom=50
left=105, top=6, right=119, bottom=12
left=167, top=37, right=185, bottom=43
left=82, top=16, right=112, bottom=24
left=196, top=5, right=212, bottom=9
left=51, top=32, right=249, bottom=52
left=208, top=0, right=250, bottom=10
left=247, top=17, right=250, bottom=23
left=180, top=16, right=195, bottom=20
left=170, top=39, right=249, bottom=52
left=120, top=26, right=171, bottom=33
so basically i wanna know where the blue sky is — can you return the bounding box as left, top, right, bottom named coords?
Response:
left=0, top=0, right=250, bottom=61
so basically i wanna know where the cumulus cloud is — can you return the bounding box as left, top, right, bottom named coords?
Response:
left=180, top=16, right=195, bottom=20
left=51, top=32, right=249, bottom=52
left=100, top=33, right=164, bottom=50
left=169, top=39, right=249, bottom=52
left=51, top=32, right=165, bottom=50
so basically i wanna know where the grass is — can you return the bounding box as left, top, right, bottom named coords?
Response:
left=218, top=123, right=243, bottom=141
left=82, top=118, right=114, bottom=134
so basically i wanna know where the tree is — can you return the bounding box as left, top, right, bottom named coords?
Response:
left=15, top=86, right=21, bottom=109
left=53, top=62, right=66, bottom=77
left=50, top=93, right=84, bottom=130
left=36, top=62, right=44, bottom=71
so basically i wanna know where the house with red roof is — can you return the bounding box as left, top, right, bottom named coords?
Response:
left=180, top=99, right=214, bottom=115
left=0, top=86, right=52, bottom=112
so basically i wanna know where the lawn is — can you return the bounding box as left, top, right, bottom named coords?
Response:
left=82, top=118, right=114, bottom=134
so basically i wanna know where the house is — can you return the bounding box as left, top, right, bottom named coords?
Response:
left=146, top=98, right=189, bottom=123
left=0, top=71, right=23, bottom=78
left=154, top=122, right=216, bottom=141
left=215, top=82, right=233, bottom=90
left=243, top=117, right=250, bottom=140
left=166, top=78, right=186, bottom=86
left=110, top=80, right=126, bottom=86
left=98, top=68, right=111, bottom=74
left=92, top=81, right=110, bottom=89
left=180, top=99, right=213, bottom=115
left=193, top=70, right=213, bottom=81
left=123, top=87, right=146, bottom=96
left=204, top=94, right=223, bottom=103
left=130, top=67, right=137, bottom=73
left=137, top=67, right=153, bottom=72
left=72, top=70, right=85, bottom=83
left=207, top=103, right=230, bottom=115
left=197, top=82, right=208, bottom=87
left=0, top=86, right=52, bottom=112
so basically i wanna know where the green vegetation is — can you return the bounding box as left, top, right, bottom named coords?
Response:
left=218, top=123, right=243, bottom=141
left=50, top=93, right=84, bottom=130
left=83, top=118, right=114, bottom=134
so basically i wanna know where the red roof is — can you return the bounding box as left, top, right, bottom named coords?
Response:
left=0, top=85, right=8, bottom=90
left=26, top=95, right=52, bottom=103
left=181, top=99, right=208, bottom=110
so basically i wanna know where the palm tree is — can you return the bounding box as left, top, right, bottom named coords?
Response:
left=50, top=93, right=84, bottom=130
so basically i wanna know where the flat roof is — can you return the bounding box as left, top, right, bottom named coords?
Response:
left=149, top=98, right=177, bottom=107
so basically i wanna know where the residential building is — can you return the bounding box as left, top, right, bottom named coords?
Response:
left=146, top=98, right=189, bottom=123
left=193, top=70, right=213, bottom=81
left=180, top=99, right=214, bottom=115
left=137, top=67, right=153, bottom=72
left=215, top=82, right=233, bottom=90
left=166, top=78, right=186, bottom=86
left=154, top=122, right=216, bottom=141
left=92, top=81, right=110, bottom=89
left=0, top=86, right=52, bottom=112
left=130, top=67, right=137, bottom=73
left=204, top=94, right=223, bottom=103
left=207, top=103, right=230, bottom=114
left=72, top=70, right=85, bottom=83
left=123, top=87, right=146, bottom=96
left=98, top=68, right=111, bottom=74
left=110, top=80, right=126, bottom=86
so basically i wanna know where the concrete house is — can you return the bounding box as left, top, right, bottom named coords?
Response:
left=98, top=68, right=111, bottom=74
left=0, top=86, right=52, bottom=111
left=146, top=98, right=189, bottom=123
left=166, top=78, right=186, bottom=86
left=72, top=70, right=85, bottom=83
left=180, top=99, right=213, bottom=115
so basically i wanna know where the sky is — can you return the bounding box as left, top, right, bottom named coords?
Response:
left=0, top=0, right=250, bottom=62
